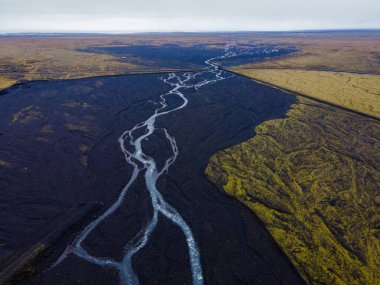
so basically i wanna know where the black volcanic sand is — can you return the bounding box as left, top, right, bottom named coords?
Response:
left=0, top=73, right=304, bottom=284
left=82, top=44, right=296, bottom=69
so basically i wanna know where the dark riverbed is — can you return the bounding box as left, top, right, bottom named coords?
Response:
left=0, top=41, right=305, bottom=284
left=82, top=43, right=297, bottom=69
left=0, top=71, right=304, bottom=284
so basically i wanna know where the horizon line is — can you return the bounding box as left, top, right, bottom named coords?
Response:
left=1, top=28, right=380, bottom=35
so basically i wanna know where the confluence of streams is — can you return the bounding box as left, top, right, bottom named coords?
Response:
left=53, top=42, right=248, bottom=285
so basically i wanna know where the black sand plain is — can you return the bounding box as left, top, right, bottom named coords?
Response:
left=0, top=45, right=304, bottom=284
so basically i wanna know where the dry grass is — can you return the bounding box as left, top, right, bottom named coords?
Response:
left=206, top=97, right=380, bottom=285
left=0, top=39, right=140, bottom=86
left=233, top=69, right=380, bottom=117
left=0, top=76, right=17, bottom=90
left=239, top=34, right=380, bottom=74
left=0, top=34, right=230, bottom=91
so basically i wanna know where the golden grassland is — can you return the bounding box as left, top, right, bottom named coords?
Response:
left=239, top=34, right=380, bottom=74
left=0, top=34, right=227, bottom=91
left=230, top=33, right=380, bottom=118
left=0, top=38, right=139, bottom=87
left=206, top=97, right=380, bottom=285
left=233, top=69, right=380, bottom=117
left=0, top=76, right=17, bottom=90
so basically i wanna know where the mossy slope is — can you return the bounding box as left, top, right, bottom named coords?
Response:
left=206, top=97, right=380, bottom=284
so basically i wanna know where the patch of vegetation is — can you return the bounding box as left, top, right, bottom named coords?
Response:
left=233, top=69, right=380, bottom=117
left=65, top=123, right=93, bottom=134
left=0, top=160, right=13, bottom=168
left=206, top=97, right=380, bottom=285
left=39, top=124, right=54, bottom=134
left=12, top=105, right=42, bottom=124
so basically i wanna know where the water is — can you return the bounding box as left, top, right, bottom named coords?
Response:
left=1, top=41, right=304, bottom=284
left=52, top=43, right=254, bottom=285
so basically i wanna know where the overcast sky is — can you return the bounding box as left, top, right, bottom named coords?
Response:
left=0, top=0, right=379, bottom=33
